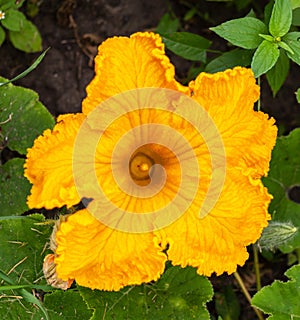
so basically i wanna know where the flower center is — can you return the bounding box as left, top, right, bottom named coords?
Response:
left=129, top=145, right=162, bottom=186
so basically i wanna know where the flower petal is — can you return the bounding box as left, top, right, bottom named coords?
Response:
left=82, top=32, right=189, bottom=115
left=54, top=209, right=167, bottom=291
left=190, top=67, right=277, bottom=177
left=24, top=113, right=86, bottom=209
left=161, top=168, right=271, bottom=276
left=74, top=106, right=212, bottom=233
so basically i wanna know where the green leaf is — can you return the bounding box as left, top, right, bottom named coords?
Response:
left=0, top=270, right=50, bottom=320
left=266, top=49, right=290, bottom=96
left=44, top=290, right=93, bottom=319
left=282, top=32, right=300, bottom=65
left=278, top=40, right=294, bottom=54
left=205, top=48, right=253, bottom=73
left=252, top=264, right=300, bottom=319
left=259, top=33, right=275, bottom=42
left=1, top=9, right=26, bottom=31
left=0, top=214, right=51, bottom=281
left=9, top=19, right=42, bottom=52
left=0, top=25, right=5, bottom=46
left=251, top=40, right=280, bottom=77
left=161, top=32, right=211, bottom=62
left=0, top=158, right=31, bottom=216
left=15, top=0, right=25, bottom=8
left=269, top=0, right=292, bottom=37
left=0, top=0, right=16, bottom=11
left=291, top=0, right=300, bottom=9
left=215, top=285, right=240, bottom=320
left=156, top=13, right=179, bottom=34
left=79, top=266, right=213, bottom=320
left=210, top=17, right=268, bottom=49
left=292, top=7, right=300, bottom=26
left=0, top=77, right=55, bottom=154
left=0, top=214, right=52, bottom=319
left=245, top=8, right=256, bottom=18
left=258, top=221, right=298, bottom=250
left=296, top=88, right=300, bottom=103
left=263, top=129, right=300, bottom=253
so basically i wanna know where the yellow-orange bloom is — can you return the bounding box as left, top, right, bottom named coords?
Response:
left=24, top=32, right=277, bottom=291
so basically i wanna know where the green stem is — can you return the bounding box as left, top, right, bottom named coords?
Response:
left=0, top=48, right=50, bottom=87
left=296, top=248, right=300, bottom=263
left=233, top=272, right=264, bottom=320
left=253, top=245, right=261, bottom=291
left=257, top=76, right=261, bottom=111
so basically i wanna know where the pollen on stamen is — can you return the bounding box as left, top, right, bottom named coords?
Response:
left=139, top=163, right=150, bottom=172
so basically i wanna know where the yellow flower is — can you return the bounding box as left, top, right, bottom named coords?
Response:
left=24, top=32, right=277, bottom=291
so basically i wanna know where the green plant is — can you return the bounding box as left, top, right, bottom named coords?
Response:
left=210, top=0, right=300, bottom=96
left=0, top=0, right=42, bottom=52
left=158, top=0, right=300, bottom=97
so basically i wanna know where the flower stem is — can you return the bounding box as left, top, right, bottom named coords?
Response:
left=296, top=248, right=300, bottom=263
left=257, top=77, right=261, bottom=111
left=253, top=245, right=261, bottom=291
left=233, top=271, right=264, bottom=320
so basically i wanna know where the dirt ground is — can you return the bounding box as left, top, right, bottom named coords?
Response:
left=2, top=0, right=170, bottom=115
left=1, top=0, right=299, bottom=132
left=1, top=0, right=300, bottom=318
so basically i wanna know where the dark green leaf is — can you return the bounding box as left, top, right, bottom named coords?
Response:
left=44, top=290, right=93, bottom=320
left=293, top=8, right=300, bottom=26
left=15, top=0, right=25, bottom=8
left=205, top=48, right=253, bottom=73
left=266, top=49, right=289, bottom=96
left=0, top=77, right=55, bottom=154
left=282, top=32, right=300, bottom=65
left=0, top=214, right=52, bottom=319
left=1, top=9, right=26, bottom=31
left=156, top=13, right=179, bottom=34
left=183, top=7, right=197, bottom=21
left=0, top=25, right=5, bottom=46
left=79, top=266, right=213, bottom=320
left=0, top=270, right=49, bottom=320
left=161, top=32, right=211, bottom=62
left=0, top=158, right=31, bottom=216
left=234, top=0, right=251, bottom=11
left=263, top=129, right=300, bottom=253
left=210, top=17, right=268, bottom=49
left=0, top=214, right=51, bottom=281
left=252, top=264, right=300, bottom=318
left=215, top=285, right=240, bottom=320
left=251, top=40, right=280, bottom=77
left=186, top=65, right=204, bottom=83
left=296, top=88, right=300, bottom=103
left=264, top=0, right=274, bottom=25
left=269, top=0, right=292, bottom=37
left=0, top=0, right=16, bottom=11
left=9, top=19, right=42, bottom=52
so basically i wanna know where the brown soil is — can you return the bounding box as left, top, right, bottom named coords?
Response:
left=1, top=0, right=299, bottom=132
